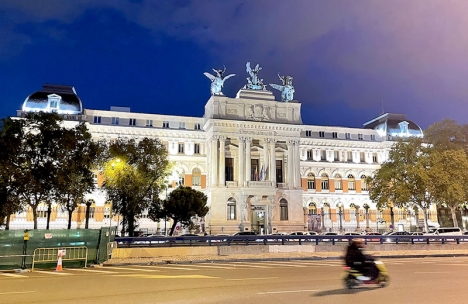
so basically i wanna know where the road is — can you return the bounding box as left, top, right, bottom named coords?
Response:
left=1, top=257, right=468, bottom=304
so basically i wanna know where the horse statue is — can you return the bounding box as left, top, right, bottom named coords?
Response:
left=269, top=74, right=295, bottom=102
left=203, top=66, right=235, bottom=95
left=244, top=62, right=266, bottom=90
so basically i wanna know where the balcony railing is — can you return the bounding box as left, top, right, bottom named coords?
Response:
left=225, top=181, right=238, bottom=187
left=246, top=181, right=275, bottom=188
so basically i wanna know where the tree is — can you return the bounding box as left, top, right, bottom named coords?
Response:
left=102, top=137, right=170, bottom=236
left=368, top=138, right=434, bottom=232
left=424, top=119, right=468, bottom=152
left=149, top=186, right=209, bottom=236
left=427, top=149, right=468, bottom=227
left=53, top=123, right=103, bottom=229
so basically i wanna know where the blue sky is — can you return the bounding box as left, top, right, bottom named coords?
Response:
left=1, top=0, right=468, bottom=129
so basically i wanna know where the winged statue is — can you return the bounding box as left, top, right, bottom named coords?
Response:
left=244, top=62, right=266, bottom=90
left=204, top=66, right=235, bottom=95
left=269, top=74, right=295, bottom=102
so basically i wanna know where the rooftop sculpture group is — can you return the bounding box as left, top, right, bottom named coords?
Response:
left=204, top=62, right=295, bottom=102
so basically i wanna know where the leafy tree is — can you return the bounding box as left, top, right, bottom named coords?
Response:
left=102, top=137, right=170, bottom=236
left=424, top=119, right=468, bottom=152
left=369, top=138, right=434, bottom=232
left=427, top=149, right=468, bottom=227
left=53, top=123, right=103, bottom=229
left=149, top=186, right=208, bottom=236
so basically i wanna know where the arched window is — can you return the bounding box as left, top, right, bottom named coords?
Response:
left=227, top=198, right=236, bottom=220
left=360, top=175, right=368, bottom=191
left=324, top=202, right=331, bottom=219
left=348, top=174, right=355, bottom=191
left=192, top=168, right=201, bottom=186
left=308, top=202, right=317, bottom=215
left=280, top=199, right=289, bottom=221
left=349, top=203, right=357, bottom=220
left=321, top=173, right=329, bottom=190
left=307, top=173, right=315, bottom=190
left=334, top=174, right=342, bottom=190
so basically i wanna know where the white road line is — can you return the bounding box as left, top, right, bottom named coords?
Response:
left=415, top=272, right=452, bottom=274
left=104, top=266, right=160, bottom=272
left=143, top=266, right=198, bottom=271
left=34, top=270, right=72, bottom=275
left=231, top=262, right=272, bottom=268
left=66, top=268, right=115, bottom=273
left=259, top=262, right=307, bottom=268
left=440, top=263, right=468, bottom=266
left=0, top=291, right=35, bottom=295
left=192, top=264, right=237, bottom=269
left=227, top=277, right=278, bottom=281
left=258, top=289, right=320, bottom=295
left=293, top=261, right=340, bottom=266
left=0, top=273, right=26, bottom=278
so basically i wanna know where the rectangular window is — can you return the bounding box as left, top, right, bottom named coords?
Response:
left=319, top=131, right=325, bottom=138
left=334, top=179, right=342, bottom=190
left=192, top=175, right=201, bottom=186
left=322, top=179, right=329, bottom=190
left=371, top=134, right=376, bottom=141
left=348, top=179, right=356, bottom=191
left=163, top=121, right=169, bottom=128
left=194, top=123, right=201, bottom=130
left=345, top=133, right=351, bottom=139
left=104, top=207, right=111, bottom=219
left=93, top=116, right=101, bottom=124
left=276, top=160, right=283, bottom=183
left=321, top=150, right=326, bottom=161
left=89, top=207, right=95, bottom=219
left=251, top=159, right=259, bottom=181
left=146, top=120, right=153, bottom=127
left=305, top=130, right=312, bottom=137
left=194, top=143, right=200, bottom=154
left=334, top=151, right=339, bottom=161
left=129, top=118, right=136, bottom=126
left=179, top=122, right=185, bottom=129
left=111, top=117, right=119, bottom=125
left=280, top=205, right=288, bottom=221
left=373, top=153, right=378, bottom=163
left=347, top=151, right=353, bottom=162
left=332, top=132, right=338, bottom=138
left=178, top=143, right=184, bottom=154
left=307, top=179, right=315, bottom=190
left=307, top=150, right=313, bottom=160
left=227, top=204, right=236, bottom=220
left=360, top=152, right=365, bottom=162
left=358, top=133, right=363, bottom=140
left=225, top=158, right=234, bottom=182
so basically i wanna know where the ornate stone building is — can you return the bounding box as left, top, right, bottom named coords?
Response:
left=10, top=79, right=439, bottom=234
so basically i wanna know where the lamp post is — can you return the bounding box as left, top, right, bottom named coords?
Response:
left=389, top=202, right=395, bottom=230
left=338, top=203, right=343, bottom=233
left=164, top=185, right=168, bottom=236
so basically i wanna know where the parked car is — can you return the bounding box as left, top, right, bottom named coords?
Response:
left=232, top=231, right=261, bottom=242
left=320, top=232, right=339, bottom=242
left=364, top=232, right=382, bottom=242
left=411, top=232, right=424, bottom=242
left=384, top=231, right=411, bottom=243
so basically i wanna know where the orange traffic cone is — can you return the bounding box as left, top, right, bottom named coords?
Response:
left=56, top=251, right=63, bottom=271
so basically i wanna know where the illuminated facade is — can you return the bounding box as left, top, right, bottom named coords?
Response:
left=9, top=84, right=438, bottom=234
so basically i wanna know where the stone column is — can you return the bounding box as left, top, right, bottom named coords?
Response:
left=295, top=140, right=301, bottom=188
left=287, top=140, right=294, bottom=188
left=238, top=137, right=245, bottom=187
left=262, top=139, right=269, bottom=181
left=218, top=136, right=226, bottom=186
left=269, top=139, right=277, bottom=183
left=211, top=136, right=218, bottom=185
left=245, top=138, right=252, bottom=182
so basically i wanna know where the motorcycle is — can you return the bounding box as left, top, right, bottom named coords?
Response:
left=343, top=260, right=389, bottom=289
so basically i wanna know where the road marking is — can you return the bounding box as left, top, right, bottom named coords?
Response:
left=0, top=273, right=26, bottom=278
left=0, top=291, right=35, bottom=295
left=34, top=270, right=72, bottom=275
left=258, top=289, right=320, bottom=295
left=231, top=262, right=272, bottom=268
left=111, top=274, right=216, bottom=279
left=260, top=262, right=307, bottom=267
left=195, top=264, right=237, bottom=269
left=440, top=263, right=468, bottom=266
left=415, top=272, right=452, bottom=274
left=227, top=277, right=278, bottom=281
left=104, top=266, right=160, bottom=272
left=143, top=266, right=198, bottom=271
left=295, top=261, right=340, bottom=266
left=66, top=268, right=115, bottom=273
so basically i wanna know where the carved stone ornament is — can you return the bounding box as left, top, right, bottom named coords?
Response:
left=247, top=104, right=269, bottom=121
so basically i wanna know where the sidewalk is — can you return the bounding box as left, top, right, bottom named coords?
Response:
left=104, top=249, right=468, bottom=266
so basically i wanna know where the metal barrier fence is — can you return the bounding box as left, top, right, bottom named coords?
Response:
left=32, top=246, right=88, bottom=271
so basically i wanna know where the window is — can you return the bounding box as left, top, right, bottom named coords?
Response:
left=179, top=122, right=186, bottom=129
left=348, top=174, right=355, bottom=190
left=334, top=151, right=339, bottom=161
left=332, top=132, right=338, bottom=138
left=276, top=160, right=283, bottom=183
left=347, top=151, right=353, bottom=162
left=280, top=199, right=288, bottom=221
left=334, top=174, right=342, bottom=190
left=194, top=143, right=200, bottom=154
left=192, top=168, right=201, bottom=186
left=321, top=150, right=326, bottom=161
left=129, top=118, right=136, bottom=126
left=324, top=203, right=331, bottom=219
left=358, top=133, right=363, bottom=140
left=319, top=131, right=325, bottom=138
left=372, top=153, right=378, bottom=163
left=360, top=152, right=365, bottom=162
left=194, top=123, right=201, bottom=130
left=225, top=158, right=234, bottom=182
left=307, top=150, right=313, bottom=160
left=306, top=130, right=312, bottom=137
left=345, top=133, right=351, bottom=139
left=321, top=173, right=329, bottom=190
left=104, top=204, right=111, bottom=219
left=371, top=134, right=376, bottom=141
left=111, top=117, right=119, bottom=125
left=308, top=203, right=317, bottom=215
left=163, top=121, right=169, bottom=128
left=93, top=116, right=101, bottom=124
left=361, top=175, right=368, bottom=191
left=146, top=120, right=153, bottom=127
left=227, top=198, right=236, bottom=220
left=178, top=143, right=184, bottom=154
left=307, top=173, right=315, bottom=190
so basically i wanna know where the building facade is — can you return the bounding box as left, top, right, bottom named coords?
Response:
left=9, top=81, right=439, bottom=234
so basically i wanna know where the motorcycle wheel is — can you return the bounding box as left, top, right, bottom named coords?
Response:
left=378, top=274, right=389, bottom=287
left=344, top=275, right=358, bottom=289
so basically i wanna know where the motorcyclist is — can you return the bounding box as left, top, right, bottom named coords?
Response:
left=345, top=238, right=379, bottom=281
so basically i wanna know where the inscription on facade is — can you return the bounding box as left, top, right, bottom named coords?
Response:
left=239, top=129, right=278, bottom=136
left=227, top=109, right=238, bottom=115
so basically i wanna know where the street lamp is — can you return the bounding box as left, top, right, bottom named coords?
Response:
left=337, top=203, right=343, bottom=232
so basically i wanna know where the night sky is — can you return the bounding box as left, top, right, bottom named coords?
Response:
left=1, top=0, right=468, bottom=129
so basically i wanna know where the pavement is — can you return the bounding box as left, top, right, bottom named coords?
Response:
left=103, top=248, right=468, bottom=266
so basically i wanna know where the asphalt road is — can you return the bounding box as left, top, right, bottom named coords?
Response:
left=1, top=257, right=468, bottom=304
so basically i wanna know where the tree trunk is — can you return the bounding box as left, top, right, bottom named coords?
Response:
left=67, top=209, right=73, bottom=229
left=32, top=206, right=38, bottom=229
left=128, top=212, right=135, bottom=237
left=422, top=207, right=429, bottom=233
left=6, top=214, right=10, bottom=230
left=85, top=202, right=91, bottom=229
left=169, top=220, right=178, bottom=236
left=46, top=202, right=52, bottom=230
left=450, top=207, right=459, bottom=227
